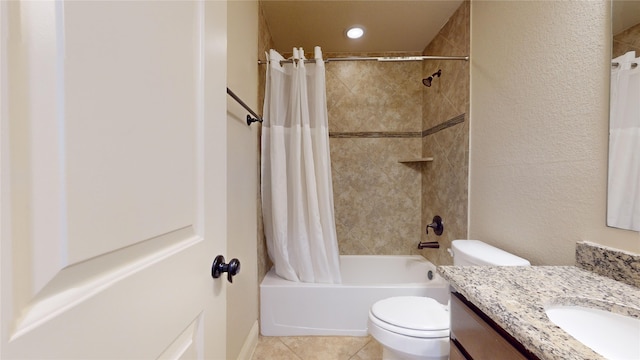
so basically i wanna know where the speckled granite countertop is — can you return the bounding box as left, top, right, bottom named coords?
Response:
left=438, top=265, right=640, bottom=360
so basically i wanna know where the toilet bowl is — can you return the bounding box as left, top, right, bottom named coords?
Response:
left=367, top=296, right=449, bottom=360
left=367, top=240, right=530, bottom=360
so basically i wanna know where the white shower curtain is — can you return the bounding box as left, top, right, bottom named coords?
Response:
left=608, top=51, right=640, bottom=231
left=261, top=47, right=342, bottom=283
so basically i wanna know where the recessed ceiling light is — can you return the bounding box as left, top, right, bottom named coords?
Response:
left=346, top=26, right=364, bottom=39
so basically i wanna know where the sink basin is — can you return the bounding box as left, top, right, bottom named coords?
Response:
left=545, top=304, right=640, bottom=360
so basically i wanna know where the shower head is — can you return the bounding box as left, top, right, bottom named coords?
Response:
left=422, top=69, right=442, bottom=87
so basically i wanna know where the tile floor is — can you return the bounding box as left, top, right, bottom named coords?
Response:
left=250, top=336, right=383, bottom=360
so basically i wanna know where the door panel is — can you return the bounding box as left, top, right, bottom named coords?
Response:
left=1, top=0, right=227, bottom=358
left=64, top=0, right=197, bottom=263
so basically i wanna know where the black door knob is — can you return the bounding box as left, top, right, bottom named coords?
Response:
left=211, top=255, right=241, bottom=283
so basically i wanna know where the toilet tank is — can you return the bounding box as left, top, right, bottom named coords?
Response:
left=452, top=240, right=530, bottom=266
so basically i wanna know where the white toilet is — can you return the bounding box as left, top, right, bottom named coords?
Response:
left=367, top=240, right=530, bottom=360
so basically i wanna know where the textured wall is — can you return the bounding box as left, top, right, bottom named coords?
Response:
left=469, top=1, right=639, bottom=266
left=420, top=1, right=470, bottom=265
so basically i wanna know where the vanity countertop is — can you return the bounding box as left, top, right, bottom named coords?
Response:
left=437, top=265, right=640, bottom=360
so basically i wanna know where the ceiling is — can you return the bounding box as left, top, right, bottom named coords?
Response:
left=260, top=1, right=640, bottom=55
left=260, top=0, right=464, bottom=54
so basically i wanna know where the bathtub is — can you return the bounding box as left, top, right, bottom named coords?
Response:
left=259, top=255, right=450, bottom=336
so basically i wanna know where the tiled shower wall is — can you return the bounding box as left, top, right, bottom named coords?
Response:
left=326, top=56, right=424, bottom=255
left=257, top=1, right=471, bottom=279
left=613, top=22, right=640, bottom=58
left=257, top=2, right=274, bottom=282
left=420, top=1, right=470, bottom=265
left=327, top=1, right=470, bottom=261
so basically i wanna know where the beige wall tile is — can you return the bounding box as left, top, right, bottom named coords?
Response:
left=613, top=23, right=640, bottom=58
left=420, top=1, right=470, bottom=265
left=257, top=2, right=274, bottom=283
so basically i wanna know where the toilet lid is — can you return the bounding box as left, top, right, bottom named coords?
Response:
left=370, top=296, right=449, bottom=331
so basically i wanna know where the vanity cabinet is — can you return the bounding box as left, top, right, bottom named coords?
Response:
left=449, top=339, right=466, bottom=360
left=449, top=291, right=539, bottom=360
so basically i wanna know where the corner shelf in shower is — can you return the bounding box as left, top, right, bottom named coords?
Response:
left=397, top=157, right=434, bottom=163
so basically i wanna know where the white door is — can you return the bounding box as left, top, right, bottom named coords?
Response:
left=0, top=0, right=228, bottom=358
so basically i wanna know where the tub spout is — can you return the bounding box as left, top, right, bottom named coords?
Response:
left=417, top=241, right=440, bottom=249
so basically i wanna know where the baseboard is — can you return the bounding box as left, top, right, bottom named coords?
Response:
left=236, top=320, right=259, bottom=360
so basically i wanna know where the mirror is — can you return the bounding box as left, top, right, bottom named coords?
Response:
left=608, top=1, right=640, bottom=231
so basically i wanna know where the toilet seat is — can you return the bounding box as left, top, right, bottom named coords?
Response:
left=369, top=296, right=449, bottom=338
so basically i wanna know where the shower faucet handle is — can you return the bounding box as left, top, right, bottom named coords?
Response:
left=426, top=215, right=444, bottom=236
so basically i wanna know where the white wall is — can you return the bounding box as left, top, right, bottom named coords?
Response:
left=226, top=0, right=259, bottom=358
left=469, top=0, right=639, bottom=265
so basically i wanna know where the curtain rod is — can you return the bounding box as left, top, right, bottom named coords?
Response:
left=257, top=55, right=469, bottom=65
left=227, top=87, right=263, bottom=126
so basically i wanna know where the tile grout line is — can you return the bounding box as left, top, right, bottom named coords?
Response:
left=348, top=337, right=376, bottom=359
left=277, top=337, right=305, bottom=360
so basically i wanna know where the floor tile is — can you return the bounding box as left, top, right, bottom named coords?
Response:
left=279, top=336, right=371, bottom=360
left=251, top=337, right=301, bottom=360
left=251, top=336, right=382, bottom=360
left=350, top=339, right=383, bottom=360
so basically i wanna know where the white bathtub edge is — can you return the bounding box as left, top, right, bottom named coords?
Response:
left=259, top=255, right=450, bottom=337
